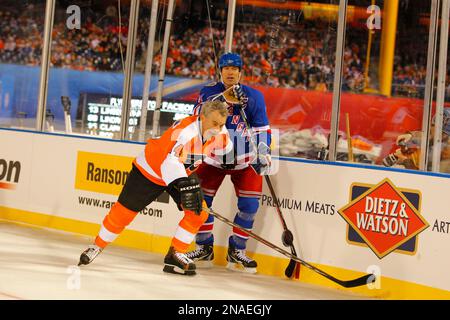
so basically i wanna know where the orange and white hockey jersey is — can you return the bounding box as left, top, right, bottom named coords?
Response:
left=133, top=115, right=232, bottom=186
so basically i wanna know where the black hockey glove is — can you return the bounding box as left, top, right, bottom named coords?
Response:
left=171, top=177, right=204, bottom=215
left=382, top=153, right=399, bottom=167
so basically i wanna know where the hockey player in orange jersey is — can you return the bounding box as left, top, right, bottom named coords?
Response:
left=78, top=100, right=231, bottom=275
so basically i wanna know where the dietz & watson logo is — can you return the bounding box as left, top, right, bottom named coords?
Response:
left=0, top=159, right=21, bottom=190
left=337, top=178, right=428, bottom=259
left=75, top=151, right=169, bottom=203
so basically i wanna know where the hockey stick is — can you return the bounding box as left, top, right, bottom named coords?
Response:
left=226, top=88, right=300, bottom=278
left=211, top=85, right=236, bottom=102
left=346, top=113, right=354, bottom=162
left=264, top=175, right=299, bottom=279
left=205, top=207, right=375, bottom=288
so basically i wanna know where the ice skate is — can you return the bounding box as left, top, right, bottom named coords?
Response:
left=78, top=244, right=103, bottom=266
left=186, top=244, right=214, bottom=268
left=226, top=246, right=257, bottom=274
left=163, top=246, right=196, bottom=276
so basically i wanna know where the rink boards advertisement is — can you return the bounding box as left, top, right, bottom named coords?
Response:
left=1, top=128, right=450, bottom=298
left=338, top=179, right=429, bottom=258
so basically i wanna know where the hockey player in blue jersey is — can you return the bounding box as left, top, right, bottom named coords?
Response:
left=187, top=52, right=272, bottom=273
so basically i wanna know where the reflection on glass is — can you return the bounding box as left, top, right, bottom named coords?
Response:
left=432, top=50, right=450, bottom=173
left=128, top=1, right=227, bottom=141
left=0, top=0, right=46, bottom=130
left=152, top=1, right=225, bottom=82
left=233, top=1, right=339, bottom=160
left=339, top=1, right=432, bottom=169
left=45, top=1, right=130, bottom=139
left=434, top=108, right=450, bottom=173
left=383, top=108, right=450, bottom=174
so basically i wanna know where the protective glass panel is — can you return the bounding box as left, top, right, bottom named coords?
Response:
left=46, top=1, right=130, bottom=139
left=234, top=0, right=340, bottom=160
left=129, top=1, right=227, bottom=141
left=431, top=3, right=450, bottom=174
left=339, top=0, right=431, bottom=169
left=0, top=0, right=46, bottom=130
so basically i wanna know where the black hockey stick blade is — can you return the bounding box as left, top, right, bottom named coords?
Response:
left=284, top=241, right=300, bottom=278
left=335, top=273, right=375, bottom=288
left=284, top=259, right=297, bottom=278
left=262, top=168, right=303, bottom=279
left=206, top=207, right=375, bottom=288
left=303, top=263, right=375, bottom=288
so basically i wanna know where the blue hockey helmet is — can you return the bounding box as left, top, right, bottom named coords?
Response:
left=218, top=52, right=243, bottom=70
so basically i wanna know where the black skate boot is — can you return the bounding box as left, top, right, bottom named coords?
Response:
left=78, top=244, right=103, bottom=266
left=226, top=245, right=257, bottom=274
left=163, top=246, right=196, bottom=276
left=186, top=244, right=214, bottom=268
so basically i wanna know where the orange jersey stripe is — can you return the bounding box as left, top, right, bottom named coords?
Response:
left=171, top=237, right=190, bottom=253
left=94, top=236, right=109, bottom=249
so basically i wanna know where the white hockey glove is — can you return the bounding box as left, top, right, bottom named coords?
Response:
left=251, top=142, right=272, bottom=175
left=232, top=84, right=247, bottom=105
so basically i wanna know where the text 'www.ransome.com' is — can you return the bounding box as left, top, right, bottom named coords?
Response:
left=77, top=196, right=163, bottom=218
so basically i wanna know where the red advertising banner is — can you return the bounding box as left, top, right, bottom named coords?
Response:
left=182, top=86, right=448, bottom=159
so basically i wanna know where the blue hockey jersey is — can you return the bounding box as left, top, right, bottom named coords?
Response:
left=193, top=82, right=271, bottom=169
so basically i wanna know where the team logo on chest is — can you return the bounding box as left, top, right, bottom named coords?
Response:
left=231, top=115, right=240, bottom=125
left=236, top=122, right=246, bottom=132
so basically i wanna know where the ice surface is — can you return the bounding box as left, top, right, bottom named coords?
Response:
left=0, top=220, right=368, bottom=300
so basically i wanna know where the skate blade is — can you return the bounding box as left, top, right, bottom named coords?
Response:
left=226, top=262, right=257, bottom=274
left=163, top=264, right=196, bottom=276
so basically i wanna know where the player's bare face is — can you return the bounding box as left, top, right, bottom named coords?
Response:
left=201, top=111, right=227, bottom=140
left=221, top=66, right=241, bottom=88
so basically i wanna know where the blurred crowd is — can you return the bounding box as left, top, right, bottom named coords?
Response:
left=0, top=5, right=147, bottom=72
left=0, top=4, right=437, bottom=97
left=0, top=9, right=43, bottom=66
left=156, top=21, right=365, bottom=93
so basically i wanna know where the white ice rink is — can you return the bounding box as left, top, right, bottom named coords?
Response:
left=0, top=220, right=368, bottom=300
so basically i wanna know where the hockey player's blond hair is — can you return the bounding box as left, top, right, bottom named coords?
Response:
left=200, top=100, right=228, bottom=118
